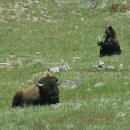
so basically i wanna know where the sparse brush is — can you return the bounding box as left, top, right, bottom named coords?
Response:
left=109, top=2, right=130, bottom=12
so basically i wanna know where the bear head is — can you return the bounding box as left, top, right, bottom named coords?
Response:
left=103, top=26, right=116, bottom=38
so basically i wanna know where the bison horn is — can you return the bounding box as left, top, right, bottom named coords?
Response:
left=35, top=82, right=44, bottom=87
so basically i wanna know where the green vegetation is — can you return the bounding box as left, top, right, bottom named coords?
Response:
left=0, top=0, right=130, bottom=129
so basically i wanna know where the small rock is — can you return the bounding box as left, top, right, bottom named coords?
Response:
left=64, top=80, right=82, bottom=89
left=72, top=56, right=80, bottom=60
left=81, top=17, right=84, bottom=21
left=95, top=82, right=105, bottom=87
left=125, top=100, right=130, bottom=107
left=119, top=64, right=124, bottom=70
left=34, top=0, right=40, bottom=4
left=60, top=62, right=70, bottom=71
left=35, top=52, right=41, bottom=55
left=0, top=63, right=11, bottom=66
left=58, top=4, right=61, bottom=7
left=96, top=61, right=105, bottom=68
left=48, top=61, right=70, bottom=73
left=107, top=66, right=115, bottom=70
left=117, top=112, right=127, bottom=118
left=0, top=62, right=11, bottom=68
left=32, top=16, right=39, bottom=22
left=49, top=67, right=60, bottom=73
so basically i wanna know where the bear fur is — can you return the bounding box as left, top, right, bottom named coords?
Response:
left=12, top=75, right=60, bottom=107
left=98, top=26, right=121, bottom=57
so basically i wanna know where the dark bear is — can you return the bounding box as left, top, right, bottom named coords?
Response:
left=97, top=26, right=121, bottom=57
left=12, top=76, right=60, bottom=107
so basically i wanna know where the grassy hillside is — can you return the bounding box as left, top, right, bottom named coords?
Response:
left=0, top=0, right=130, bottom=129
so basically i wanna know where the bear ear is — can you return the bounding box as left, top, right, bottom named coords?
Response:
left=109, top=26, right=113, bottom=29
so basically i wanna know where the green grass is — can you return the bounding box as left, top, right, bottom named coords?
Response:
left=0, top=0, right=130, bottom=129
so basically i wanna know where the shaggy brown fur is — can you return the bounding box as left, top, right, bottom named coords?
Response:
left=12, top=76, right=60, bottom=107
left=97, top=26, right=121, bottom=57
left=12, top=85, right=40, bottom=107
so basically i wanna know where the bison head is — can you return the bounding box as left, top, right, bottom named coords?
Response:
left=35, top=76, right=60, bottom=105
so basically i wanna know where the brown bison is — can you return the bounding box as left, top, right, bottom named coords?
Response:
left=12, top=75, right=60, bottom=107
left=97, top=26, right=121, bottom=57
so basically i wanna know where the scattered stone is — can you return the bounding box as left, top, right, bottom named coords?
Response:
left=81, top=17, right=84, bottom=21
left=35, top=52, right=41, bottom=55
left=34, top=0, right=40, bottom=4
left=125, top=100, right=130, bottom=107
left=98, top=61, right=105, bottom=68
left=94, top=61, right=125, bottom=71
left=57, top=3, right=61, bottom=7
left=89, top=0, right=97, bottom=8
left=0, top=62, right=11, bottom=68
left=64, top=80, right=82, bottom=89
left=117, top=112, right=127, bottom=118
left=80, top=0, right=97, bottom=9
left=49, top=61, right=70, bottom=73
left=32, top=16, right=39, bottom=22
left=119, top=64, right=124, bottom=70
left=60, top=62, right=70, bottom=71
left=95, top=82, right=105, bottom=87
left=0, top=63, right=11, bottom=66
left=94, top=60, right=105, bottom=68
left=0, top=0, right=45, bottom=22
left=48, top=67, right=60, bottom=73
left=106, top=66, right=115, bottom=70
left=72, top=56, right=80, bottom=60
left=55, top=0, right=78, bottom=4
